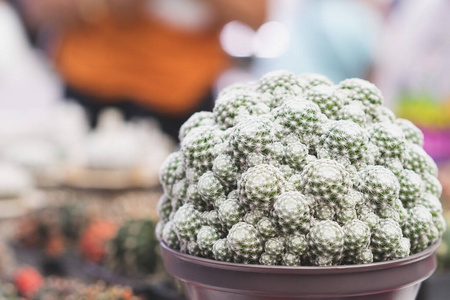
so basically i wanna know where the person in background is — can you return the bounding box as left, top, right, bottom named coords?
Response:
left=252, top=0, right=382, bottom=83
left=17, top=0, right=267, bottom=141
left=0, top=0, right=61, bottom=109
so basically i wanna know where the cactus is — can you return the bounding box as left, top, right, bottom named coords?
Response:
left=212, top=238, right=233, bottom=262
left=272, top=191, right=311, bottom=234
left=343, top=219, right=371, bottom=262
left=338, top=101, right=368, bottom=127
left=307, top=220, right=344, bottom=266
left=156, top=70, right=444, bottom=266
left=338, top=78, right=383, bottom=117
left=273, top=98, right=325, bottom=146
left=227, top=222, right=263, bottom=262
left=238, top=164, right=286, bottom=212
left=398, top=169, right=425, bottom=208
left=218, top=199, right=245, bottom=230
left=196, top=226, right=220, bottom=257
left=402, top=205, right=435, bottom=253
left=369, top=122, right=406, bottom=160
left=371, top=219, right=404, bottom=261
left=214, top=90, right=270, bottom=129
left=159, top=151, right=185, bottom=197
left=173, top=204, right=203, bottom=242
left=179, top=111, right=215, bottom=141
left=319, top=120, right=369, bottom=165
left=181, top=127, right=222, bottom=172
left=300, top=159, right=352, bottom=206
left=394, top=118, right=424, bottom=146
left=197, top=171, right=225, bottom=204
left=298, top=73, right=334, bottom=90
left=257, top=70, right=303, bottom=107
left=305, top=85, right=345, bottom=119
left=358, top=166, right=400, bottom=207
left=106, top=218, right=158, bottom=275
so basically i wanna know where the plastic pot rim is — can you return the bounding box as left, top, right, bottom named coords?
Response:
left=160, top=240, right=441, bottom=274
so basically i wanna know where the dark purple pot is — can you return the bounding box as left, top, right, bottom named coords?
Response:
left=160, top=241, right=440, bottom=300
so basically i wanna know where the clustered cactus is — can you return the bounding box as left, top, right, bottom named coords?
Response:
left=156, top=70, right=445, bottom=266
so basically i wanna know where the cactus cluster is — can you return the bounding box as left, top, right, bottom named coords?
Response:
left=157, top=70, right=445, bottom=266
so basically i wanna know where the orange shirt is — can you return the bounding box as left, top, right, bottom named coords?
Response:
left=56, top=15, right=229, bottom=116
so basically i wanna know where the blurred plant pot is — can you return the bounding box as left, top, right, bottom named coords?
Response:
left=160, top=241, right=440, bottom=300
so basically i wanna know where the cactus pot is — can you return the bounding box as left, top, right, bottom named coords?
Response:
left=160, top=241, right=440, bottom=300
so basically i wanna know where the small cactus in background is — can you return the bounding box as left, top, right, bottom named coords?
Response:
left=106, top=218, right=158, bottom=276
left=156, top=70, right=444, bottom=266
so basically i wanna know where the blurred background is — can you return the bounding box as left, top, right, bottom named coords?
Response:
left=0, top=0, right=449, bottom=299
